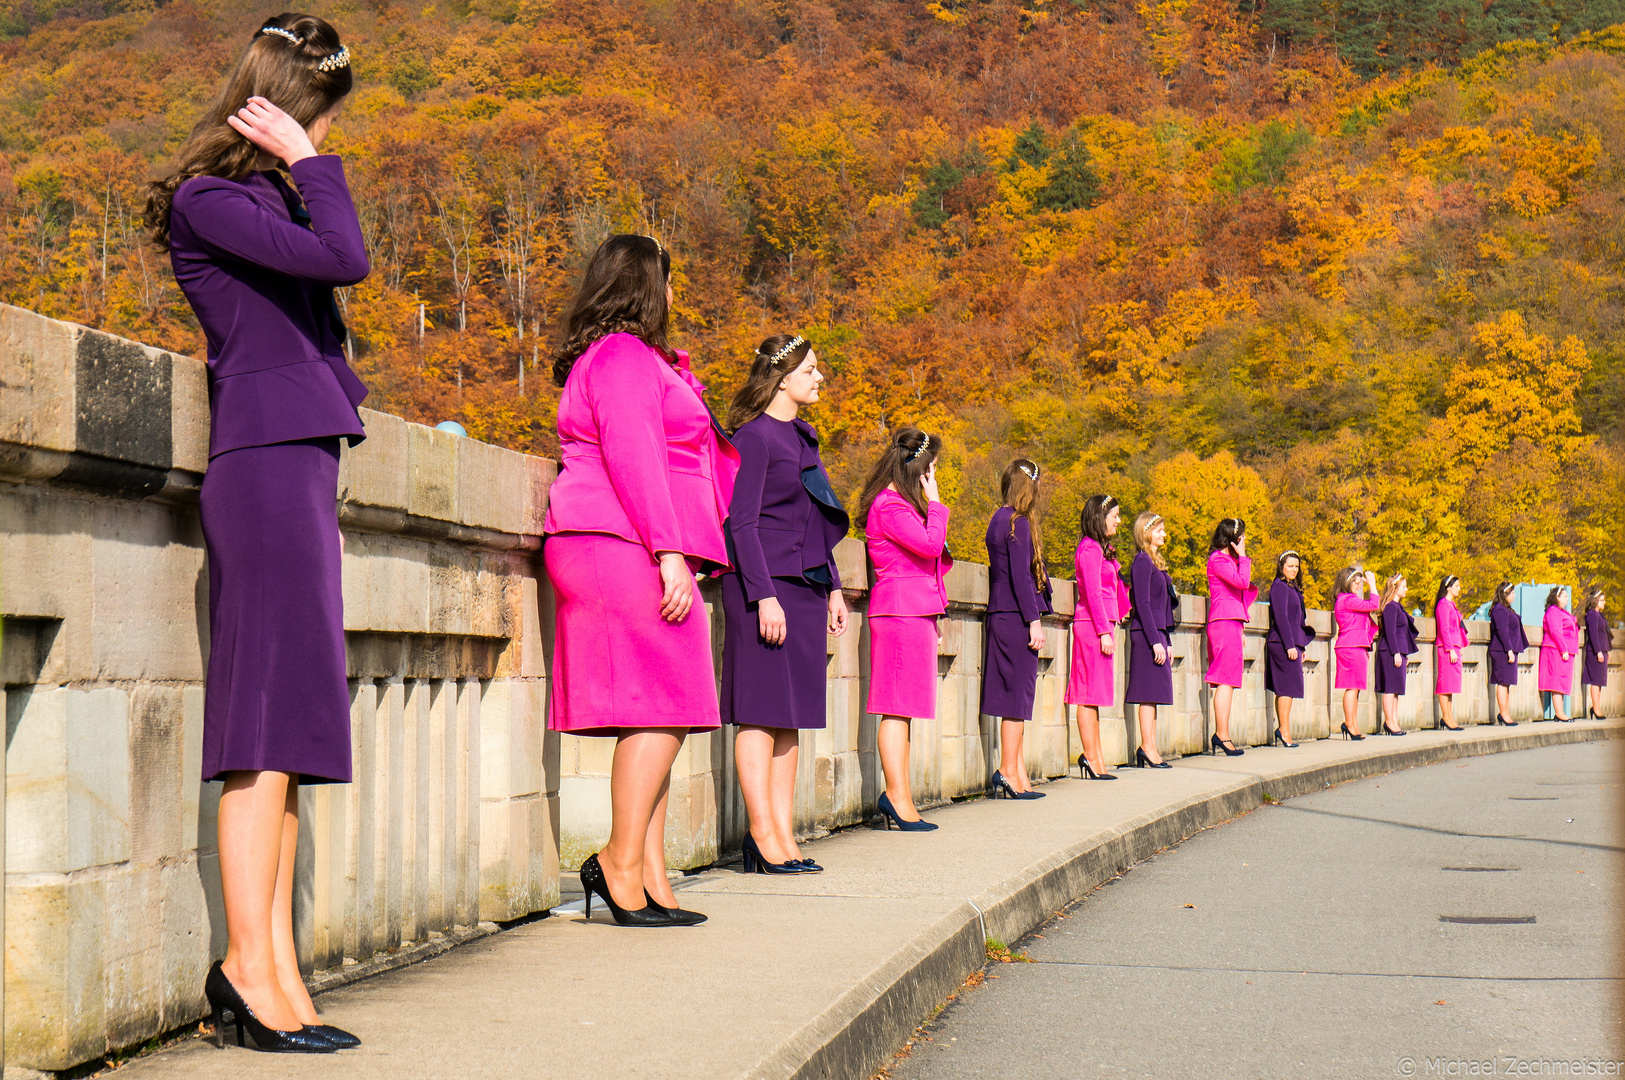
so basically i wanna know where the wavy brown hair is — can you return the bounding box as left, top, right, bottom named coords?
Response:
left=859, top=426, right=939, bottom=526
left=1494, top=580, right=1515, bottom=608
left=1000, top=459, right=1046, bottom=592
left=1275, top=550, right=1304, bottom=593
left=553, top=234, right=672, bottom=386
left=144, top=13, right=353, bottom=251
left=725, top=334, right=813, bottom=432
left=1380, top=573, right=1406, bottom=606
left=1333, top=566, right=1366, bottom=597
left=1583, top=585, right=1606, bottom=613
left=1132, top=511, right=1167, bottom=572
left=1079, top=494, right=1120, bottom=561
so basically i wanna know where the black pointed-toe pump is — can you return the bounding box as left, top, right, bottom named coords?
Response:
left=204, top=963, right=337, bottom=1054
left=579, top=853, right=673, bottom=927
left=1210, top=733, right=1245, bottom=757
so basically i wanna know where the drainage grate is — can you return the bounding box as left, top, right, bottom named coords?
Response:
left=1442, top=866, right=1519, bottom=872
left=1439, top=915, right=1536, bottom=925
left=1508, top=796, right=1557, bottom=801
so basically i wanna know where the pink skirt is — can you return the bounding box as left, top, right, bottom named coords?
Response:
left=1205, top=619, right=1244, bottom=687
left=1538, top=646, right=1574, bottom=693
left=868, top=615, right=938, bottom=719
left=1435, top=645, right=1463, bottom=695
left=1065, top=623, right=1115, bottom=707
left=546, top=533, right=720, bottom=735
left=1334, top=646, right=1369, bottom=690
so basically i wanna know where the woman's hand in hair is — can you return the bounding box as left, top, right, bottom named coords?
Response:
left=227, top=96, right=318, bottom=166
left=1230, top=534, right=1247, bottom=558
left=655, top=552, right=693, bottom=623
left=920, top=462, right=940, bottom=504
left=757, top=596, right=787, bottom=645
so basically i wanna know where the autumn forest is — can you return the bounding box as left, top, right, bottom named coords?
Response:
left=2, top=0, right=1622, bottom=605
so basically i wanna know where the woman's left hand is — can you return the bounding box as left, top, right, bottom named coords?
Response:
left=655, top=552, right=693, bottom=623
left=1394, top=653, right=1403, bottom=668
left=827, top=591, right=849, bottom=637
left=1449, top=649, right=1458, bottom=663
left=226, top=96, right=318, bottom=165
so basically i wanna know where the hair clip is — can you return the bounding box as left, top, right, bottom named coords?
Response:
left=764, top=335, right=805, bottom=366
left=644, top=234, right=665, bottom=256
left=906, top=437, right=930, bottom=463
left=317, top=45, right=351, bottom=72
left=259, top=25, right=302, bottom=44
left=1018, top=462, right=1039, bottom=480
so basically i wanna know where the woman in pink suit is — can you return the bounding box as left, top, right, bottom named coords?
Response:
left=1205, top=519, right=1257, bottom=756
left=1332, top=567, right=1381, bottom=739
left=1432, top=575, right=1468, bottom=731
left=1582, top=587, right=1610, bottom=720
left=862, top=428, right=952, bottom=831
left=1539, top=586, right=1578, bottom=721
left=545, top=235, right=739, bottom=926
left=1066, top=494, right=1128, bottom=779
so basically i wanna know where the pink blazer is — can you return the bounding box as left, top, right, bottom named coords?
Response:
left=1333, top=593, right=1380, bottom=649
left=1435, top=598, right=1468, bottom=654
left=1541, top=606, right=1578, bottom=658
left=866, top=490, right=953, bottom=616
left=1205, top=550, right=1258, bottom=623
left=1072, top=537, right=1127, bottom=634
left=542, top=334, right=739, bottom=565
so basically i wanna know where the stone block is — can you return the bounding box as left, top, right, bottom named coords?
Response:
left=0, top=303, right=78, bottom=454
left=127, top=685, right=186, bottom=863
left=557, top=775, right=611, bottom=873
left=834, top=537, right=868, bottom=593
left=7, top=686, right=131, bottom=875
left=457, top=437, right=527, bottom=535
left=406, top=423, right=459, bottom=522
left=520, top=456, right=556, bottom=536
left=5, top=873, right=105, bottom=1070
left=343, top=408, right=410, bottom=511
left=87, top=500, right=207, bottom=683
left=169, top=353, right=210, bottom=475
left=0, top=490, right=91, bottom=678
left=946, top=557, right=988, bottom=608
left=159, top=855, right=210, bottom=1028
left=73, top=330, right=173, bottom=469
left=102, top=864, right=162, bottom=1050
left=343, top=534, right=431, bottom=634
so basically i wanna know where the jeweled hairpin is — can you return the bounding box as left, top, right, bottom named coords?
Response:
left=317, top=45, right=351, bottom=72
left=259, top=25, right=302, bottom=44
left=1018, top=462, right=1039, bottom=480
left=644, top=233, right=665, bottom=256
left=907, top=437, right=930, bottom=462
left=765, top=335, right=805, bottom=366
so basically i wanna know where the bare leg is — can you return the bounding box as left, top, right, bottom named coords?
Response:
left=1590, top=684, right=1604, bottom=719
left=879, top=716, right=920, bottom=819
left=1212, top=684, right=1234, bottom=744
left=601, top=729, right=683, bottom=910
left=1381, top=692, right=1399, bottom=733
left=1495, top=683, right=1510, bottom=722
left=1438, top=693, right=1457, bottom=728
left=642, top=770, right=676, bottom=908
left=1137, top=704, right=1163, bottom=764
left=1554, top=691, right=1571, bottom=721
left=1342, top=688, right=1360, bottom=732
left=999, top=719, right=1030, bottom=791
left=1274, top=694, right=1294, bottom=741
left=736, top=726, right=795, bottom=864
left=271, top=777, right=320, bottom=1025
left=767, top=729, right=801, bottom=860
left=1075, top=704, right=1105, bottom=772
left=218, top=770, right=301, bottom=1031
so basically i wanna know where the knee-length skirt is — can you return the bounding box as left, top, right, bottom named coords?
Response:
left=720, top=573, right=828, bottom=729
left=981, top=612, right=1040, bottom=719
left=1124, top=633, right=1173, bottom=706
left=1066, top=623, right=1115, bottom=707
left=1264, top=641, right=1304, bottom=699
left=1374, top=648, right=1408, bottom=695
left=200, top=437, right=351, bottom=784
left=1583, top=648, right=1609, bottom=688
left=1334, top=646, right=1369, bottom=691
left=1205, top=619, right=1244, bottom=688
left=1538, top=647, right=1574, bottom=694
left=1435, top=645, right=1463, bottom=695
left=546, top=533, right=720, bottom=735
left=1489, top=650, right=1520, bottom=687
left=868, top=615, right=938, bottom=719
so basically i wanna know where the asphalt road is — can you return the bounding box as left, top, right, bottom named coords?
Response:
left=886, top=740, right=1623, bottom=1080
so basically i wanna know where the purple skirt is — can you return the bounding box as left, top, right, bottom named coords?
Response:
left=1124, top=631, right=1173, bottom=706
left=1583, top=648, right=1608, bottom=688
left=981, top=611, right=1039, bottom=718
left=1489, top=650, right=1519, bottom=687
left=200, top=438, right=351, bottom=783
left=1264, top=641, right=1304, bottom=699
left=1205, top=619, right=1244, bottom=688
left=720, top=573, right=829, bottom=729
left=868, top=615, right=938, bottom=719
left=1375, top=648, right=1408, bottom=695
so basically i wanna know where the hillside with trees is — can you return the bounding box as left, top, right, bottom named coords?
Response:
left=2, top=0, right=1621, bottom=604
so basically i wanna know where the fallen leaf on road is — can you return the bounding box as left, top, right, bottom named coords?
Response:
left=1183, top=903, right=1195, bottom=909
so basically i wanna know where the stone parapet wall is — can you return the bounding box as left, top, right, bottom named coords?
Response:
left=3, top=302, right=1621, bottom=1071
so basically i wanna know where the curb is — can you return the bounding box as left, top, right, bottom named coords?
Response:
left=747, top=720, right=1622, bottom=1080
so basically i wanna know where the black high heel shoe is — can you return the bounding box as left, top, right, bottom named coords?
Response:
left=579, top=853, right=673, bottom=926
left=1495, top=713, right=1518, bottom=727
left=990, top=769, right=1018, bottom=798
left=1136, top=747, right=1172, bottom=769
left=643, top=890, right=708, bottom=926
left=877, top=792, right=938, bottom=830
left=306, top=1023, right=360, bottom=1049
left=742, top=832, right=808, bottom=874
left=204, top=963, right=337, bottom=1054
left=1378, top=724, right=1408, bottom=736
left=1210, top=733, right=1245, bottom=757
left=1339, top=722, right=1365, bottom=741
left=794, top=858, right=825, bottom=871
left=1439, top=721, right=1464, bottom=731
left=1078, top=755, right=1117, bottom=780
left=1272, top=730, right=1299, bottom=748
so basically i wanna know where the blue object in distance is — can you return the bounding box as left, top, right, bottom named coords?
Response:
left=434, top=421, right=468, bottom=437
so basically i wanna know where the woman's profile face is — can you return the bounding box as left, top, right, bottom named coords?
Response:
left=1396, top=579, right=1408, bottom=600
left=780, top=351, right=822, bottom=407
left=1599, top=594, right=1608, bottom=612
left=1104, top=505, right=1121, bottom=535
left=1150, top=521, right=1166, bottom=549
left=1448, top=580, right=1461, bottom=601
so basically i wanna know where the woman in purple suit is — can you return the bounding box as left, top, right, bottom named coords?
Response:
left=147, top=14, right=362, bottom=1051
left=981, top=460, right=1052, bottom=799
left=1582, top=587, right=1610, bottom=719
left=1125, top=512, right=1176, bottom=768
left=1265, top=551, right=1312, bottom=748
left=1374, top=574, right=1416, bottom=736
left=721, top=335, right=850, bottom=872
left=1205, top=518, right=1257, bottom=756
left=1488, top=580, right=1528, bottom=726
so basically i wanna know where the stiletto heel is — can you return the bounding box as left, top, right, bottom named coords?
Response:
left=1210, top=733, right=1245, bottom=757
left=877, top=792, right=938, bottom=831
left=1272, top=730, right=1299, bottom=748
left=203, top=962, right=337, bottom=1053
left=1136, top=747, right=1172, bottom=769
left=742, top=832, right=808, bottom=874
left=1339, top=722, right=1365, bottom=741
left=578, top=853, right=673, bottom=926
left=1496, top=713, right=1518, bottom=727
left=1078, top=756, right=1117, bottom=780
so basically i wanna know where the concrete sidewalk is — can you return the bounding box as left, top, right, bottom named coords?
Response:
left=114, top=720, right=1621, bottom=1080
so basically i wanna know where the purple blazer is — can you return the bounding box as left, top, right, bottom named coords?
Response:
left=724, top=415, right=848, bottom=601
left=169, top=156, right=371, bottom=457
left=1584, top=609, right=1610, bottom=686
left=1267, top=579, right=1312, bottom=651
left=1128, top=551, right=1176, bottom=649
left=1488, top=603, right=1529, bottom=686
left=1378, top=600, right=1418, bottom=656
left=985, top=507, right=1052, bottom=623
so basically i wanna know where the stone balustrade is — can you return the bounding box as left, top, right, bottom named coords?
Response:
left=2, top=301, right=1620, bottom=1072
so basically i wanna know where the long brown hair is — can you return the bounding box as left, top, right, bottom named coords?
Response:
left=1333, top=566, right=1364, bottom=597
left=1275, top=549, right=1303, bottom=593
left=1079, top=494, right=1120, bottom=561
left=1131, top=511, right=1167, bottom=571
left=1494, top=580, right=1515, bottom=608
left=1001, top=459, right=1045, bottom=592
left=144, top=14, right=354, bottom=251
left=553, top=234, right=672, bottom=386
left=1545, top=585, right=1568, bottom=610
left=725, top=334, right=812, bottom=432
left=1583, top=585, right=1606, bottom=613
left=859, top=426, right=939, bottom=525
left=1380, top=573, right=1406, bottom=606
